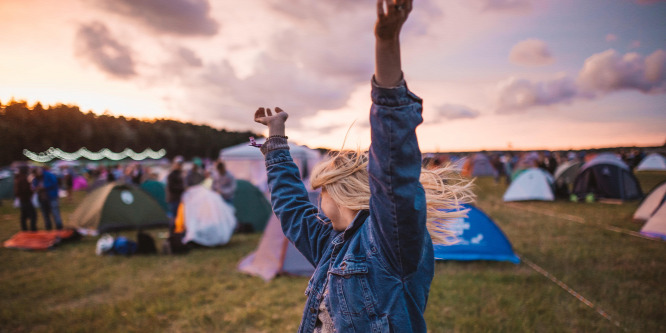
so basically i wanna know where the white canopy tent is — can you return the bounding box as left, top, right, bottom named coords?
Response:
left=219, top=139, right=322, bottom=192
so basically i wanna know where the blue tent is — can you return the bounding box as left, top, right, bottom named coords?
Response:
left=434, top=204, right=520, bottom=264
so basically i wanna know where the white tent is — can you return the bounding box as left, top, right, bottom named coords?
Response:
left=635, top=182, right=666, bottom=240
left=634, top=181, right=666, bottom=222
left=220, top=139, right=322, bottom=192
left=180, top=185, right=237, bottom=247
left=503, top=168, right=554, bottom=202
left=636, top=153, right=666, bottom=171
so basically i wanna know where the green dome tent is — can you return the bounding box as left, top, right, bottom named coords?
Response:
left=140, top=179, right=168, bottom=211
left=0, top=170, right=14, bottom=201
left=67, top=182, right=169, bottom=234
left=232, top=179, right=272, bottom=232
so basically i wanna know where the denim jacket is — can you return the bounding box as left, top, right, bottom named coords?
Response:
left=264, top=79, right=433, bottom=333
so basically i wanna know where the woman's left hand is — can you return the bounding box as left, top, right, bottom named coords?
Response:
left=254, top=107, right=288, bottom=136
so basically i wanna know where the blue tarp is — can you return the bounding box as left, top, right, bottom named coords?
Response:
left=434, top=204, right=520, bottom=264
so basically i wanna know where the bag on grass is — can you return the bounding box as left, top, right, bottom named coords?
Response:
left=112, top=236, right=138, bottom=256
left=96, top=234, right=115, bottom=256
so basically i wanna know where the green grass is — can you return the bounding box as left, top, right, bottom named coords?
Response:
left=1, top=172, right=665, bottom=332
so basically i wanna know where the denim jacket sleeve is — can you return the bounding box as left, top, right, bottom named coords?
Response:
left=265, top=149, right=333, bottom=267
left=368, top=77, right=427, bottom=277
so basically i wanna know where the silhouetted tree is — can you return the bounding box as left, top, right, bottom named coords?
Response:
left=0, top=100, right=259, bottom=166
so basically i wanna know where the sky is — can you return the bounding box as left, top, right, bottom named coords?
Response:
left=0, top=0, right=665, bottom=152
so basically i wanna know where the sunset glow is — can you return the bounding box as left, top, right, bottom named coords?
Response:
left=1, top=0, right=664, bottom=152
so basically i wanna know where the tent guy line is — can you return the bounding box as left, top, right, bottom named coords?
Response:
left=505, top=204, right=661, bottom=242
left=518, top=255, right=625, bottom=331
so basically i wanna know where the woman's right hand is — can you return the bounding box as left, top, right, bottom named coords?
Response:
left=254, top=107, right=288, bottom=136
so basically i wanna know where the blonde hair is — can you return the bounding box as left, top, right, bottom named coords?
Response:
left=310, top=150, right=475, bottom=245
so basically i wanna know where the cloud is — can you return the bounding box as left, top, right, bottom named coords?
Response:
left=495, top=76, right=577, bottom=113
left=436, top=104, right=481, bottom=119
left=172, top=0, right=391, bottom=128
left=467, top=0, right=533, bottom=11
left=605, top=34, right=618, bottom=42
left=578, top=49, right=666, bottom=94
left=174, top=47, right=203, bottom=67
left=495, top=49, right=666, bottom=113
left=629, top=40, right=641, bottom=49
left=509, top=39, right=554, bottom=66
left=184, top=55, right=357, bottom=127
left=97, top=0, right=219, bottom=36
left=75, top=22, right=136, bottom=78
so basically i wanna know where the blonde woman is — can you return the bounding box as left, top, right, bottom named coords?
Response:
left=253, top=0, right=473, bottom=331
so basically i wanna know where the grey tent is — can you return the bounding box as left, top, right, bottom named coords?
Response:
left=572, top=155, right=642, bottom=201
left=553, top=161, right=583, bottom=198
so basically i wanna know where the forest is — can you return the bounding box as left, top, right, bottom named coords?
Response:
left=0, top=100, right=259, bottom=166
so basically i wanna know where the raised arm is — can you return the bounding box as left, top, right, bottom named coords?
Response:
left=374, top=0, right=412, bottom=87
left=254, top=107, right=333, bottom=266
left=368, top=0, right=428, bottom=277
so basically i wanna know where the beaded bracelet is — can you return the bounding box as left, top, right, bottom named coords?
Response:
left=267, top=135, right=288, bottom=140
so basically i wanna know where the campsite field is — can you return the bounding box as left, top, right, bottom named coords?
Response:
left=1, top=171, right=665, bottom=332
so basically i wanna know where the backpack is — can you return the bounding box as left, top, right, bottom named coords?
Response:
left=112, top=236, right=138, bottom=256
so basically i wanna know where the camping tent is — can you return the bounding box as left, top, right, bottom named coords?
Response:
left=178, top=185, right=237, bottom=247
left=554, top=161, right=583, bottom=186
left=503, top=168, right=554, bottom=202
left=232, top=179, right=273, bottom=232
left=220, top=138, right=322, bottom=192
left=634, top=181, right=666, bottom=240
left=237, top=191, right=319, bottom=281
left=636, top=153, right=666, bottom=171
left=140, top=179, right=168, bottom=211
left=433, top=204, right=520, bottom=263
left=572, top=155, right=642, bottom=201
left=461, top=153, right=498, bottom=178
left=0, top=170, right=14, bottom=201
left=634, top=181, right=666, bottom=222
left=553, top=161, right=583, bottom=198
left=67, top=182, right=169, bottom=234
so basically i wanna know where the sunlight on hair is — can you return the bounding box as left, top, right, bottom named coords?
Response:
left=310, top=149, right=476, bottom=245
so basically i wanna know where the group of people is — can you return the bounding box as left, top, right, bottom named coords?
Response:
left=13, top=165, right=64, bottom=232
left=165, top=156, right=236, bottom=220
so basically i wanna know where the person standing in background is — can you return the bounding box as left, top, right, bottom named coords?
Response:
left=166, top=157, right=185, bottom=219
left=14, top=165, right=37, bottom=231
left=212, top=161, right=236, bottom=203
left=32, top=166, right=63, bottom=230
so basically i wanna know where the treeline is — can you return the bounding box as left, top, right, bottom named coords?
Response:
left=0, top=100, right=259, bottom=166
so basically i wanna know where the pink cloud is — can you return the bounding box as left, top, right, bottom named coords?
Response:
left=509, top=39, right=554, bottom=66
left=468, top=0, right=533, bottom=11
left=97, top=0, right=219, bottom=36
left=495, top=76, right=577, bottom=113
left=578, top=49, right=666, bottom=94
left=436, top=104, right=481, bottom=119
left=605, top=34, right=618, bottom=42
left=75, top=22, right=137, bottom=78
left=495, top=49, right=666, bottom=113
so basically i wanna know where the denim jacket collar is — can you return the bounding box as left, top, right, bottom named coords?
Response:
left=331, top=210, right=370, bottom=245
